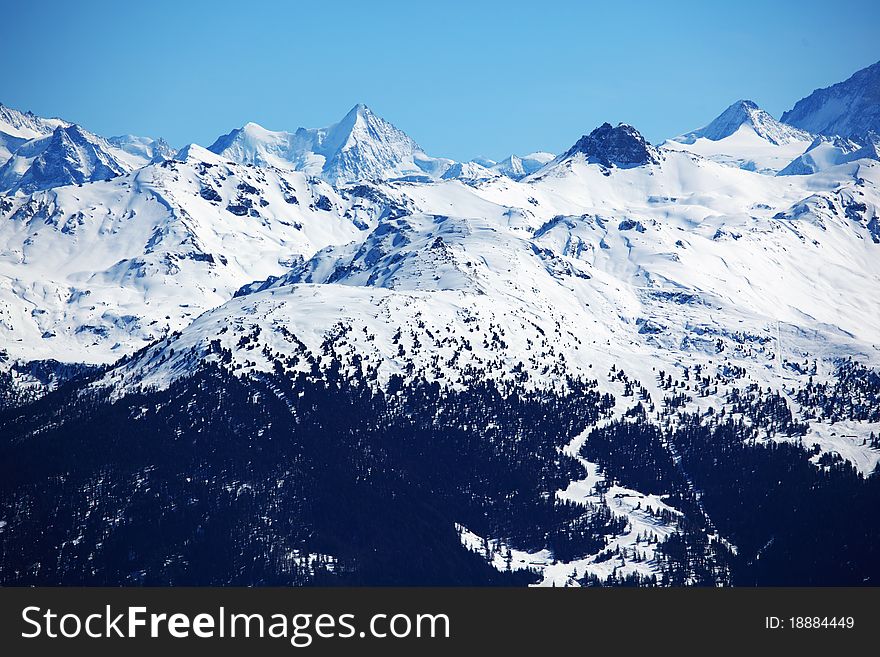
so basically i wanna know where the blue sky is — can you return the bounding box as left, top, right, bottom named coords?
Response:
left=2, top=0, right=878, bottom=160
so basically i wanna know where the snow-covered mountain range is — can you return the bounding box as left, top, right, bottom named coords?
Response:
left=473, top=152, right=555, bottom=179
left=106, top=121, right=880, bottom=470
left=206, top=104, right=442, bottom=184
left=2, top=62, right=879, bottom=440
left=204, top=104, right=555, bottom=184
left=2, top=61, right=880, bottom=587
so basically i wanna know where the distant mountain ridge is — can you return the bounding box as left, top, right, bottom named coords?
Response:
left=485, top=152, right=555, bottom=179
left=782, top=60, right=880, bottom=138
left=0, top=103, right=172, bottom=194
left=0, top=102, right=71, bottom=163
left=207, top=104, right=440, bottom=184
left=778, top=134, right=866, bottom=176
left=109, top=134, right=176, bottom=163
left=205, top=105, right=559, bottom=185
left=0, top=102, right=69, bottom=140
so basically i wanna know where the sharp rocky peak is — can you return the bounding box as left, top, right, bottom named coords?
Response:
left=563, top=122, right=660, bottom=168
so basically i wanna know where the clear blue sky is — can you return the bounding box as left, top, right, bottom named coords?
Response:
left=2, top=0, right=878, bottom=160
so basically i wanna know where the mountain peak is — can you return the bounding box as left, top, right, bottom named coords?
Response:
left=326, top=104, right=415, bottom=145
left=58, top=123, right=88, bottom=141
left=333, top=104, right=374, bottom=133
left=723, top=99, right=763, bottom=124
left=175, top=142, right=228, bottom=164
left=296, top=105, right=424, bottom=183
left=562, top=122, right=660, bottom=168
left=679, top=100, right=810, bottom=146
left=347, top=103, right=371, bottom=116
left=0, top=123, right=131, bottom=194
left=207, top=122, right=296, bottom=170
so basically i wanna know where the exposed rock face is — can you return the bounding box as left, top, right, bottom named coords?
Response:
left=563, top=122, right=661, bottom=168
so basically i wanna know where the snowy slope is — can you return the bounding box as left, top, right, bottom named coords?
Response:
left=206, top=122, right=300, bottom=170
left=782, top=60, right=880, bottom=137
left=778, top=135, right=866, bottom=175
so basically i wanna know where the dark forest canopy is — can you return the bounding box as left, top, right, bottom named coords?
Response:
left=0, top=358, right=877, bottom=586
